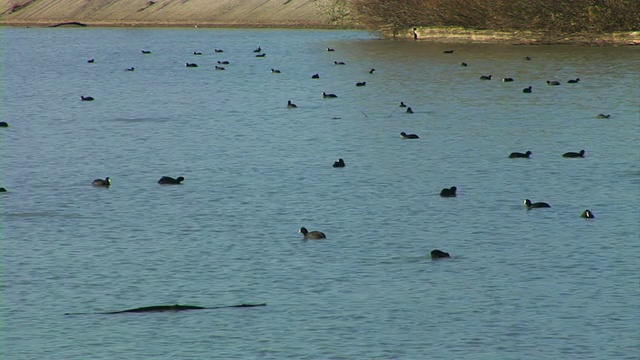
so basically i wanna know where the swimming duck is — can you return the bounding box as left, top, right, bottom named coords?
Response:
left=461, top=62, right=468, bottom=67
left=287, top=100, right=297, bottom=108
left=158, top=176, right=185, bottom=185
left=141, top=50, right=151, bottom=54
left=217, top=61, right=230, bottom=64
left=253, top=46, right=261, bottom=53
left=523, top=199, right=550, bottom=208
left=334, top=61, right=346, bottom=65
left=193, top=51, right=202, bottom=55
left=369, top=68, right=375, bottom=74
left=185, top=63, right=198, bottom=67
left=406, top=107, right=414, bottom=114
left=87, top=59, right=94, bottom=63
left=443, top=50, right=454, bottom=54
left=356, top=82, right=366, bottom=86
left=580, top=209, right=595, bottom=219
left=567, top=78, right=580, bottom=83
left=399, top=102, right=407, bottom=108
left=509, top=151, right=532, bottom=158
left=311, top=73, right=320, bottom=79
left=502, top=77, right=514, bottom=82
left=524, top=56, right=531, bottom=60
left=327, top=48, right=335, bottom=52
left=430, top=249, right=450, bottom=259
left=546, top=80, right=561, bottom=86
left=214, top=49, right=224, bottom=53
left=81, top=96, right=94, bottom=101
left=333, top=158, right=345, bottom=168
left=255, top=53, right=266, bottom=58
left=562, top=150, right=585, bottom=158
left=0, top=121, right=8, bottom=127
left=92, top=177, right=111, bottom=187
left=522, top=86, right=532, bottom=93
left=271, top=69, right=281, bottom=73
left=480, top=75, right=492, bottom=80
left=125, top=67, right=135, bottom=72
left=440, top=186, right=457, bottom=197
left=400, top=132, right=419, bottom=139
left=596, top=114, right=610, bottom=119
left=299, top=227, right=326, bottom=240
left=215, top=66, right=225, bottom=70
left=322, top=92, right=338, bottom=98
left=0, top=187, right=6, bottom=192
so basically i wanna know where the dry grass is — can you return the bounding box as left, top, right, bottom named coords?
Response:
left=352, top=0, right=640, bottom=35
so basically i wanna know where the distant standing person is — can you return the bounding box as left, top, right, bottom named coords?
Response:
left=413, top=28, right=418, bottom=40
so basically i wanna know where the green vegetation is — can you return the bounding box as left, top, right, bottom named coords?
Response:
left=351, top=0, right=640, bottom=36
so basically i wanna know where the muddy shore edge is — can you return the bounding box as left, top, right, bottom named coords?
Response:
left=1, top=20, right=638, bottom=46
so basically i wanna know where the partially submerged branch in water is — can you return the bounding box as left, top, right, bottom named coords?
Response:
left=65, top=303, right=267, bottom=315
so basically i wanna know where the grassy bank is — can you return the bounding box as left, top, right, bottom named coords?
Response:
left=351, top=0, right=640, bottom=44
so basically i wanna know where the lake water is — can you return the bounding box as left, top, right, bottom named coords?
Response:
left=1, top=27, right=639, bottom=359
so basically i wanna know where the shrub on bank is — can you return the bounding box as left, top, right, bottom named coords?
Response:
left=351, top=0, right=640, bottom=35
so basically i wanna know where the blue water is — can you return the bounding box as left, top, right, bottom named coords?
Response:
left=1, top=27, right=639, bottom=359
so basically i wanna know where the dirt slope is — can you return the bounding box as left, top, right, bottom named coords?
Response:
left=0, top=0, right=333, bottom=27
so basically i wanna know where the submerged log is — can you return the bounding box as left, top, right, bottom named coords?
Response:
left=50, top=22, right=87, bottom=27
left=65, top=303, right=266, bottom=315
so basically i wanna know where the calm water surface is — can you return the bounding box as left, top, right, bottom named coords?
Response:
left=1, top=27, right=639, bottom=359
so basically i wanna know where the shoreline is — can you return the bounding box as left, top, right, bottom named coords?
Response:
left=393, top=27, right=640, bottom=46
left=0, top=20, right=352, bottom=29
left=1, top=20, right=638, bottom=46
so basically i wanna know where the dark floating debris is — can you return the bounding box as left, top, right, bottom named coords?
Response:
left=65, top=303, right=267, bottom=315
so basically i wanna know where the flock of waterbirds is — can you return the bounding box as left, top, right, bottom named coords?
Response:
left=1, top=44, right=604, bottom=259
